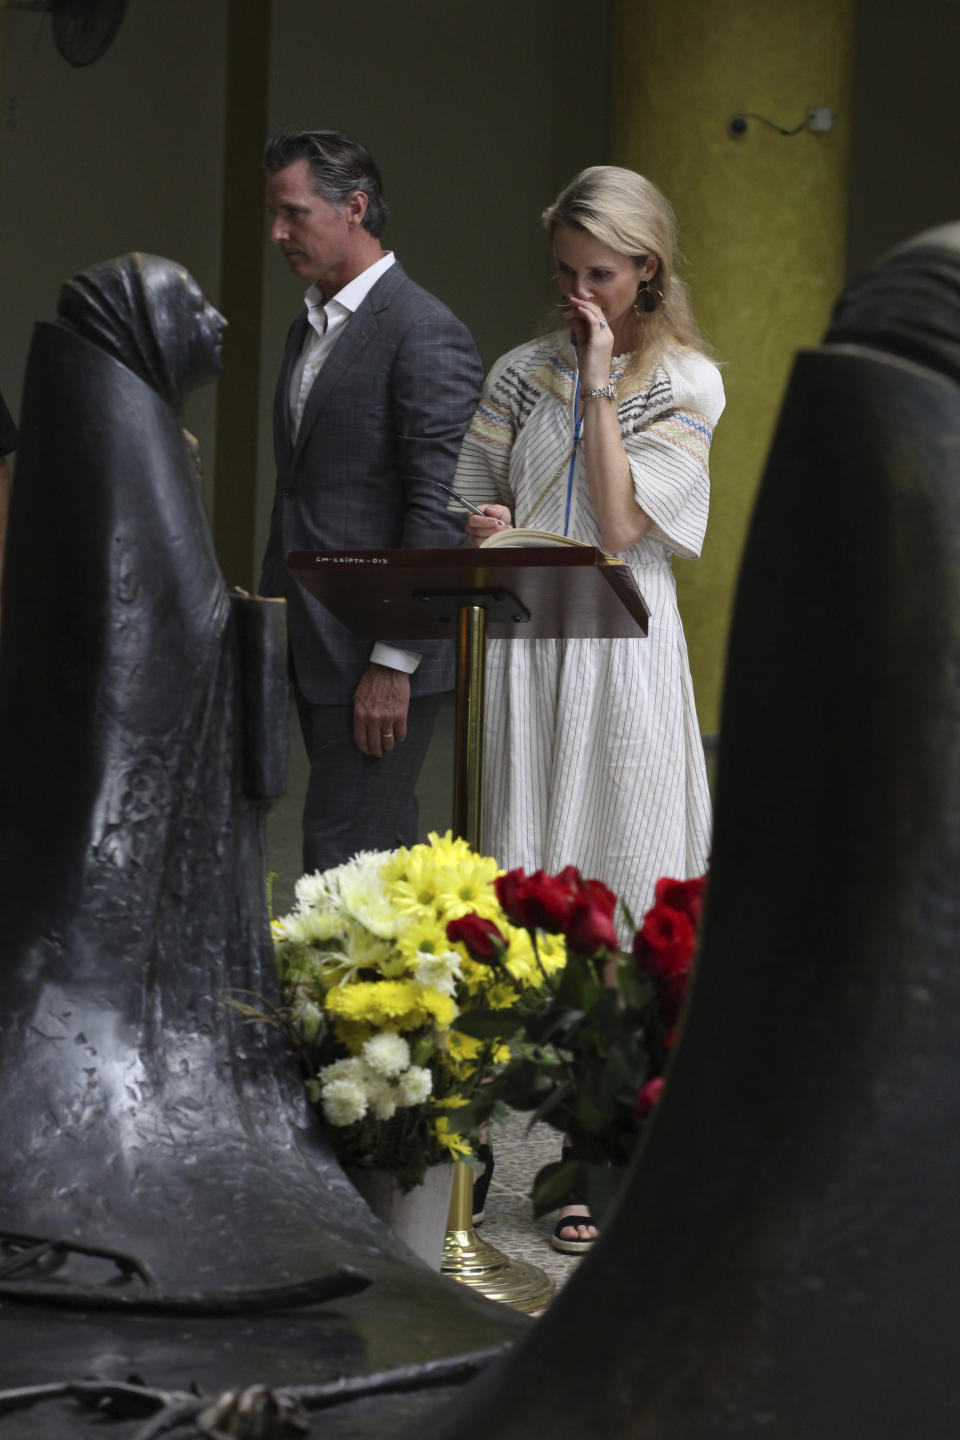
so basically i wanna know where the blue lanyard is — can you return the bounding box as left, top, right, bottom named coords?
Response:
left=564, top=375, right=583, bottom=536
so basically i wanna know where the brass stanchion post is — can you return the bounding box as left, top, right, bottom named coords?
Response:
left=443, top=601, right=555, bottom=1313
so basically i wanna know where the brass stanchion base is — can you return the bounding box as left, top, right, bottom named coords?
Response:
left=441, top=1161, right=555, bottom=1314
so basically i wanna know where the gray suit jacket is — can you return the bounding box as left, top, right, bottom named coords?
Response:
left=260, top=263, right=482, bottom=706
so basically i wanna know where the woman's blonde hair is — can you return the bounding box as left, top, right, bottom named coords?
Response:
left=542, top=165, right=706, bottom=384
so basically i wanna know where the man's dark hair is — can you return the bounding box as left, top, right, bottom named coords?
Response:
left=264, top=129, right=389, bottom=238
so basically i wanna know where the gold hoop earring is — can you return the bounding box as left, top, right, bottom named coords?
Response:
left=634, top=280, right=663, bottom=316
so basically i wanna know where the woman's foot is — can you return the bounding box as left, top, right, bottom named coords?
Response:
left=551, top=1203, right=598, bottom=1255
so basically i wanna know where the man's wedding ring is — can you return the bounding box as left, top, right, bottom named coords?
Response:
left=382, top=730, right=394, bottom=739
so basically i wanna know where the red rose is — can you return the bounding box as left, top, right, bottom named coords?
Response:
left=493, top=870, right=528, bottom=926
left=576, top=877, right=617, bottom=917
left=653, top=874, right=706, bottom=928
left=633, top=903, right=696, bottom=980
left=565, top=892, right=618, bottom=957
left=657, top=971, right=692, bottom=1028
left=524, top=870, right=579, bottom=931
left=555, top=865, right=584, bottom=890
left=494, top=868, right=578, bottom=933
left=446, top=913, right=507, bottom=964
left=634, top=1076, right=665, bottom=1122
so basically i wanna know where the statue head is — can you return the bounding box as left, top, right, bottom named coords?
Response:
left=57, top=252, right=226, bottom=411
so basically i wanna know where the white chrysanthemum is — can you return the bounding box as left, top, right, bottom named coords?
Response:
left=414, top=950, right=463, bottom=998
left=319, top=1056, right=365, bottom=1086
left=295, top=908, right=345, bottom=944
left=329, top=851, right=401, bottom=939
left=321, top=1077, right=368, bottom=1127
left=367, top=1079, right=399, bottom=1121
left=396, top=1065, right=433, bottom=1106
left=362, top=1032, right=410, bottom=1078
left=294, top=1000, right=325, bottom=1043
left=318, top=917, right=395, bottom=987
left=273, top=911, right=320, bottom=944
left=294, top=870, right=331, bottom=908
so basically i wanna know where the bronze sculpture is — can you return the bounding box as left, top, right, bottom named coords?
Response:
left=0, top=255, right=522, bottom=1432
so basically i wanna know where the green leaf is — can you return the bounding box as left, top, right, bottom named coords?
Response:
left=530, top=1076, right=575, bottom=1129
left=531, top=1158, right=587, bottom=1215
left=488, top=1059, right=556, bottom=1111
left=532, top=1159, right=630, bottom=1227
left=452, top=1010, right=524, bottom=1040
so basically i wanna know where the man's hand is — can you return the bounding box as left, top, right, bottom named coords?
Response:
left=353, top=663, right=411, bottom=757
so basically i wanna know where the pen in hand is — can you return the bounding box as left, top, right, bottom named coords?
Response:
left=436, top=481, right=508, bottom=525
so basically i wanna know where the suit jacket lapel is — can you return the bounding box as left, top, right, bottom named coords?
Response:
left=290, top=264, right=408, bottom=468
left=275, top=312, right=309, bottom=475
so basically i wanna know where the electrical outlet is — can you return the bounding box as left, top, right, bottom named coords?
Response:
left=808, top=108, right=834, bottom=132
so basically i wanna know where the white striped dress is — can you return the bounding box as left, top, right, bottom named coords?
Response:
left=452, top=331, right=725, bottom=938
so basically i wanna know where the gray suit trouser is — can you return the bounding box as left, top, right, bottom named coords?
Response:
left=294, top=687, right=442, bottom=874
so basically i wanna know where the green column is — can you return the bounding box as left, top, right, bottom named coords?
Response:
left=610, top=0, right=855, bottom=731
left=212, top=0, right=272, bottom=591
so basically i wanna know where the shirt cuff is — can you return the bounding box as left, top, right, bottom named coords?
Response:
left=371, top=642, right=422, bottom=674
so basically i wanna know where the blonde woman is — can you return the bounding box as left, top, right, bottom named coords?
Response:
left=454, top=166, right=723, bottom=1252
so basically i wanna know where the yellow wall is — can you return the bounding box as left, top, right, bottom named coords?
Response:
left=610, top=0, right=855, bottom=731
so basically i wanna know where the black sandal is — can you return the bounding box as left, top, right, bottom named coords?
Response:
left=552, top=1146, right=597, bottom=1253
left=551, top=1205, right=597, bottom=1255
left=472, top=1142, right=494, bottom=1225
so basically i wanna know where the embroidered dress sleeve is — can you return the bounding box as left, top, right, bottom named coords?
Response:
left=618, top=352, right=725, bottom=560
left=452, top=347, right=526, bottom=510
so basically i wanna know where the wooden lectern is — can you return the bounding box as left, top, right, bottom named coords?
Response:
left=286, top=546, right=649, bottom=852
left=287, top=545, right=649, bottom=1310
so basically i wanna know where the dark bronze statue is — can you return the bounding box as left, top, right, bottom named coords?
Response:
left=0, top=255, right=522, bottom=1432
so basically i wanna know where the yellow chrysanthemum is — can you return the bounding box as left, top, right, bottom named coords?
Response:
left=485, top=982, right=518, bottom=1011
left=439, top=889, right=505, bottom=925
left=387, top=849, right=450, bottom=917
left=333, top=1018, right=374, bottom=1053
left=433, top=1094, right=469, bottom=1110
left=416, top=987, right=458, bottom=1030
left=435, top=858, right=502, bottom=920
left=325, top=979, right=425, bottom=1029
left=537, top=931, right=568, bottom=977
left=502, top=926, right=566, bottom=987
left=395, top=913, right=452, bottom=969
left=444, top=1029, right=482, bottom=1063
left=423, top=830, right=478, bottom=866
left=433, top=1115, right=472, bottom=1158
left=378, top=845, right=413, bottom=887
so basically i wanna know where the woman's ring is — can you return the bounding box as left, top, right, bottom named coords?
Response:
left=598, top=319, right=607, bottom=328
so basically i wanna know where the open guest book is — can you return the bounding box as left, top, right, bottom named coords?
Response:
left=479, top=527, right=619, bottom=562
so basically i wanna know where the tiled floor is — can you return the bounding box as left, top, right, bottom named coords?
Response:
left=264, top=697, right=589, bottom=1297
left=472, top=1104, right=590, bottom=1296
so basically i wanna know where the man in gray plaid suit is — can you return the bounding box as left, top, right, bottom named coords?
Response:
left=260, top=129, right=482, bottom=874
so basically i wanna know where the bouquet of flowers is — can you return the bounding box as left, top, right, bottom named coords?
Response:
left=447, top=866, right=705, bottom=1225
left=260, top=832, right=566, bottom=1191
